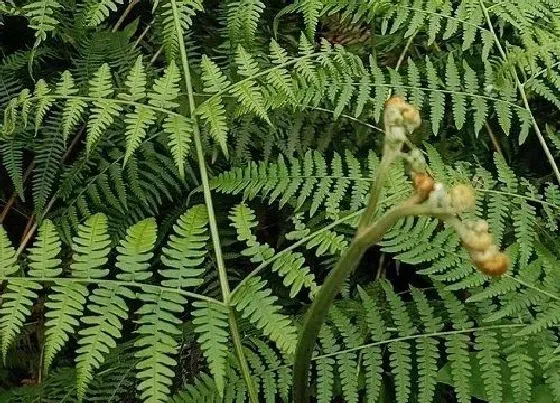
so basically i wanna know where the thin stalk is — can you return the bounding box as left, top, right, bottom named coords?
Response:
left=169, top=1, right=258, bottom=401
left=357, top=156, right=391, bottom=231
left=292, top=202, right=453, bottom=402
left=479, top=0, right=560, bottom=184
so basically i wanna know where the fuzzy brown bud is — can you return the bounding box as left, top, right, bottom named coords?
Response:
left=473, top=252, right=509, bottom=277
left=413, top=172, right=435, bottom=202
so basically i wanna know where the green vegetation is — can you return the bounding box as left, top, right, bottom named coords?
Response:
left=1, top=1, right=560, bottom=402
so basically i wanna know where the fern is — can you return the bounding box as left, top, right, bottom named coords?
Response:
left=75, top=218, right=156, bottom=400
left=231, top=276, right=298, bottom=355
left=160, top=204, right=208, bottom=288
left=159, top=0, right=204, bottom=60
left=86, top=63, right=123, bottom=154
left=229, top=203, right=316, bottom=297
left=82, top=0, right=123, bottom=27
left=43, top=213, right=111, bottom=373
left=192, top=301, right=229, bottom=397
left=23, top=0, right=63, bottom=46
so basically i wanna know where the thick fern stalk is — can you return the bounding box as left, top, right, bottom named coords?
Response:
left=168, top=1, right=257, bottom=400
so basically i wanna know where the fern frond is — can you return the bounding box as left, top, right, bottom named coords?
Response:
left=57, top=71, right=87, bottom=141
left=75, top=218, right=156, bottom=400
left=134, top=289, right=186, bottom=403
left=1, top=137, right=25, bottom=197
left=474, top=329, right=503, bottom=403
left=411, top=287, right=442, bottom=403
left=231, top=276, right=297, bottom=355
left=32, top=115, right=65, bottom=216
left=436, top=285, right=472, bottom=403
left=229, top=203, right=315, bottom=297
left=192, top=301, right=229, bottom=397
left=43, top=213, right=111, bottom=373
left=23, top=0, right=63, bottom=46
left=158, top=205, right=208, bottom=288
left=159, top=0, right=204, bottom=60
left=87, top=64, right=122, bottom=154
left=163, top=114, right=192, bottom=178
left=0, top=225, right=40, bottom=360
left=82, top=0, right=123, bottom=27
left=227, top=0, right=265, bottom=46
left=120, top=56, right=155, bottom=164
left=381, top=280, right=415, bottom=403
left=28, top=219, right=62, bottom=278
left=33, top=79, right=54, bottom=134
left=316, top=325, right=338, bottom=403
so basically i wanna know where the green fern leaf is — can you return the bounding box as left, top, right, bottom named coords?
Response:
left=0, top=280, right=41, bottom=360
left=163, top=114, right=193, bottom=178
left=426, top=57, right=444, bottom=135
left=231, top=276, right=297, bottom=355
left=197, top=98, right=229, bottom=157
left=475, top=330, right=503, bottom=403
left=121, top=56, right=155, bottom=164
left=33, top=79, right=54, bottom=134
left=192, top=301, right=229, bottom=397
left=28, top=219, right=62, bottom=278
left=43, top=214, right=110, bottom=373
left=446, top=54, right=466, bottom=130
left=116, top=217, right=157, bottom=282
left=32, top=116, right=65, bottom=216
left=82, top=0, right=123, bottom=27
left=513, top=199, right=536, bottom=267
left=330, top=306, right=360, bottom=403
left=506, top=336, right=533, bottom=403
left=316, top=325, right=337, bottom=403
left=43, top=283, right=89, bottom=373
left=436, top=286, right=472, bottom=403
left=76, top=283, right=134, bottom=400
left=148, top=61, right=181, bottom=110
left=227, top=0, right=265, bottom=46
left=159, top=0, right=204, bottom=60
left=134, top=289, right=186, bottom=403
left=75, top=218, right=156, bottom=400
left=463, top=61, right=487, bottom=136
left=160, top=205, right=208, bottom=288
left=411, top=287, right=442, bottom=403
left=57, top=71, right=87, bottom=141
left=1, top=138, right=25, bottom=197
left=87, top=64, right=122, bottom=153
left=381, top=281, right=415, bottom=403
left=23, top=0, right=63, bottom=46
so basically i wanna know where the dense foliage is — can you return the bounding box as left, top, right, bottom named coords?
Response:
left=1, top=0, right=560, bottom=402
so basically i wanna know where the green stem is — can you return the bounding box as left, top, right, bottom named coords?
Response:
left=357, top=156, right=392, bottom=231
left=169, top=1, right=258, bottom=401
left=292, top=202, right=453, bottom=402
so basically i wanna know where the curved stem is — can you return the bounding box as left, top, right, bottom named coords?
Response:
left=169, top=1, right=258, bottom=401
left=292, top=202, right=453, bottom=402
